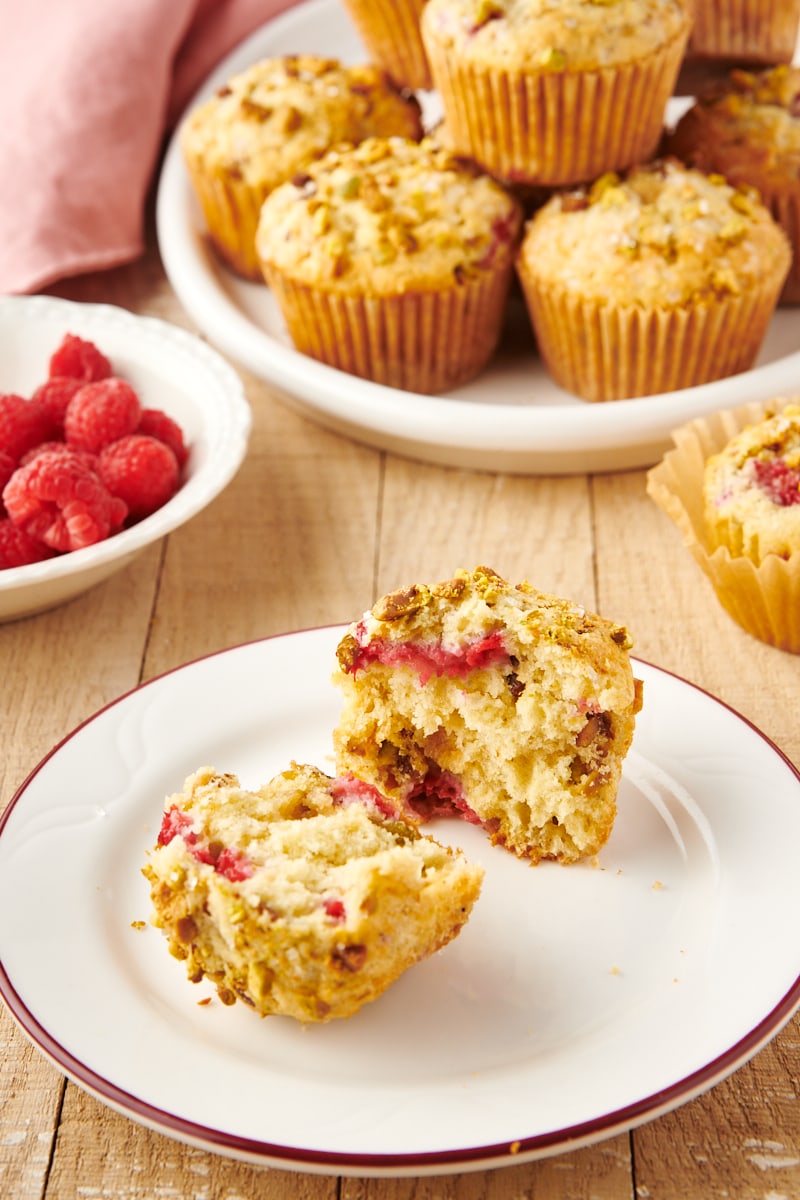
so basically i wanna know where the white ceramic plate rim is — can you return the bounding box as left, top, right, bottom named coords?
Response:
left=1, top=625, right=799, bottom=1177
left=0, top=295, right=251, bottom=594
left=155, top=0, right=800, bottom=474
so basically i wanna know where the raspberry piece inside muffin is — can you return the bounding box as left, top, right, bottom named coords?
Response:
left=752, top=458, right=800, bottom=507
left=333, top=566, right=643, bottom=864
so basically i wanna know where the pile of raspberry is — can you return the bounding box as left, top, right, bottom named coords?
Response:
left=0, top=333, right=188, bottom=570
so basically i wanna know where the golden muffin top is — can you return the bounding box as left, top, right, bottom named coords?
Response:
left=256, top=136, right=523, bottom=292
left=517, top=159, right=791, bottom=307
left=421, top=0, right=691, bottom=69
left=181, top=55, right=423, bottom=190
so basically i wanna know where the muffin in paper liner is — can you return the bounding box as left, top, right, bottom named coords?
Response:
left=687, top=0, right=800, bottom=64
left=180, top=56, right=424, bottom=281
left=515, top=275, right=787, bottom=403
left=420, top=11, right=690, bottom=187
left=663, top=65, right=800, bottom=306
left=768, top=186, right=800, bottom=303
left=340, top=0, right=433, bottom=91
left=255, top=136, right=523, bottom=393
left=646, top=400, right=800, bottom=653
left=514, top=160, right=791, bottom=403
left=261, top=265, right=515, bottom=393
left=182, top=166, right=266, bottom=280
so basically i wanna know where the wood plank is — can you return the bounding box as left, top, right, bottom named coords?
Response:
left=142, top=375, right=382, bottom=677
left=0, top=547, right=162, bottom=1200
left=376, top=459, right=596, bottom=607
left=0, top=547, right=161, bottom=810
left=0, top=1010, right=65, bottom=1200
left=342, top=1135, right=633, bottom=1200
left=592, top=469, right=800, bottom=1197
left=46, top=1085, right=338, bottom=1200
left=633, top=1024, right=800, bottom=1200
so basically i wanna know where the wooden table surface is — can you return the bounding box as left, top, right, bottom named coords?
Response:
left=1, top=212, right=799, bottom=1200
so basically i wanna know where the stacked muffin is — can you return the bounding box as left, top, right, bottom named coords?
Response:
left=339, top=0, right=433, bottom=90
left=686, top=0, right=800, bottom=64
left=181, top=55, right=424, bottom=279
left=181, top=0, right=796, bottom=401
left=419, top=0, right=691, bottom=187
left=664, top=65, right=800, bottom=302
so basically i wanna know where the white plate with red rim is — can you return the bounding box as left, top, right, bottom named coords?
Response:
left=0, top=295, right=251, bottom=622
left=156, top=0, right=800, bottom=476
left=1, top=624, right=799, bottom=1177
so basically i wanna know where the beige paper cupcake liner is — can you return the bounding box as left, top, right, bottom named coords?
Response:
left=688, top=0, right=800, bottom=63
left=758, top=183, right=800, bottom=304
left=340, top=0, right=432, bottom=91
left=646, top=400, right=800, bottom=652
left=184, top=159, right=266, bottom=281
left=515, top=273, right=785, bottom=402
left=422, top=28, right=688, bottom=186
left=261, top=265, right=514, bottom=394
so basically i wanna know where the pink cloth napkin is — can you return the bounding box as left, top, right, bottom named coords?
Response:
left=0, top=0, right=298, bottom=295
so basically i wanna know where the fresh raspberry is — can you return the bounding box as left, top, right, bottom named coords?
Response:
left=0, top=393, right=57, bottom=462
left=64, top=377, right=141, bottom=453
left=753, top=458, right=800, bottom=506
left=19, top=441, right=98, bottom=473
left=3, top=448, right=128, bottom=552
left=0, top=518, right=55, bottom=568
left=97, top=434, right=179, bottom=518
left=48, top=333, right=112, bottom=382
left=0, top=449, right=15, bottom=507
left=137, top=408, right=188, bottom=467
left=32, top=376, right=84, bottom=427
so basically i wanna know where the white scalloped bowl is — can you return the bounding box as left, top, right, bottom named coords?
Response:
left=0, top=296, right=251, bottom=622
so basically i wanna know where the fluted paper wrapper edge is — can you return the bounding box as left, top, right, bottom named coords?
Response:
left=646, top=400, right=800, bottom=653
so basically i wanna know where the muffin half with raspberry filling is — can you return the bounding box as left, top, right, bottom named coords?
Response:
left=143, top=763, right=483, bottom=1022
left=333, top=566, right=643, bottom=864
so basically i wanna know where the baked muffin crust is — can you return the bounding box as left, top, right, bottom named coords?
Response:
left=517, top=159, right=791, bottom=307
left=421, top=0, right=691, bottom=70
left=182, top=55, right=423, bottom=191
left=665, top=66, right=800, bottom=189
left=256, top=135, right=522, bottom=293
left=703, top=403, right=800, bottom=561
left=180, top=54, right=423, bottom=277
